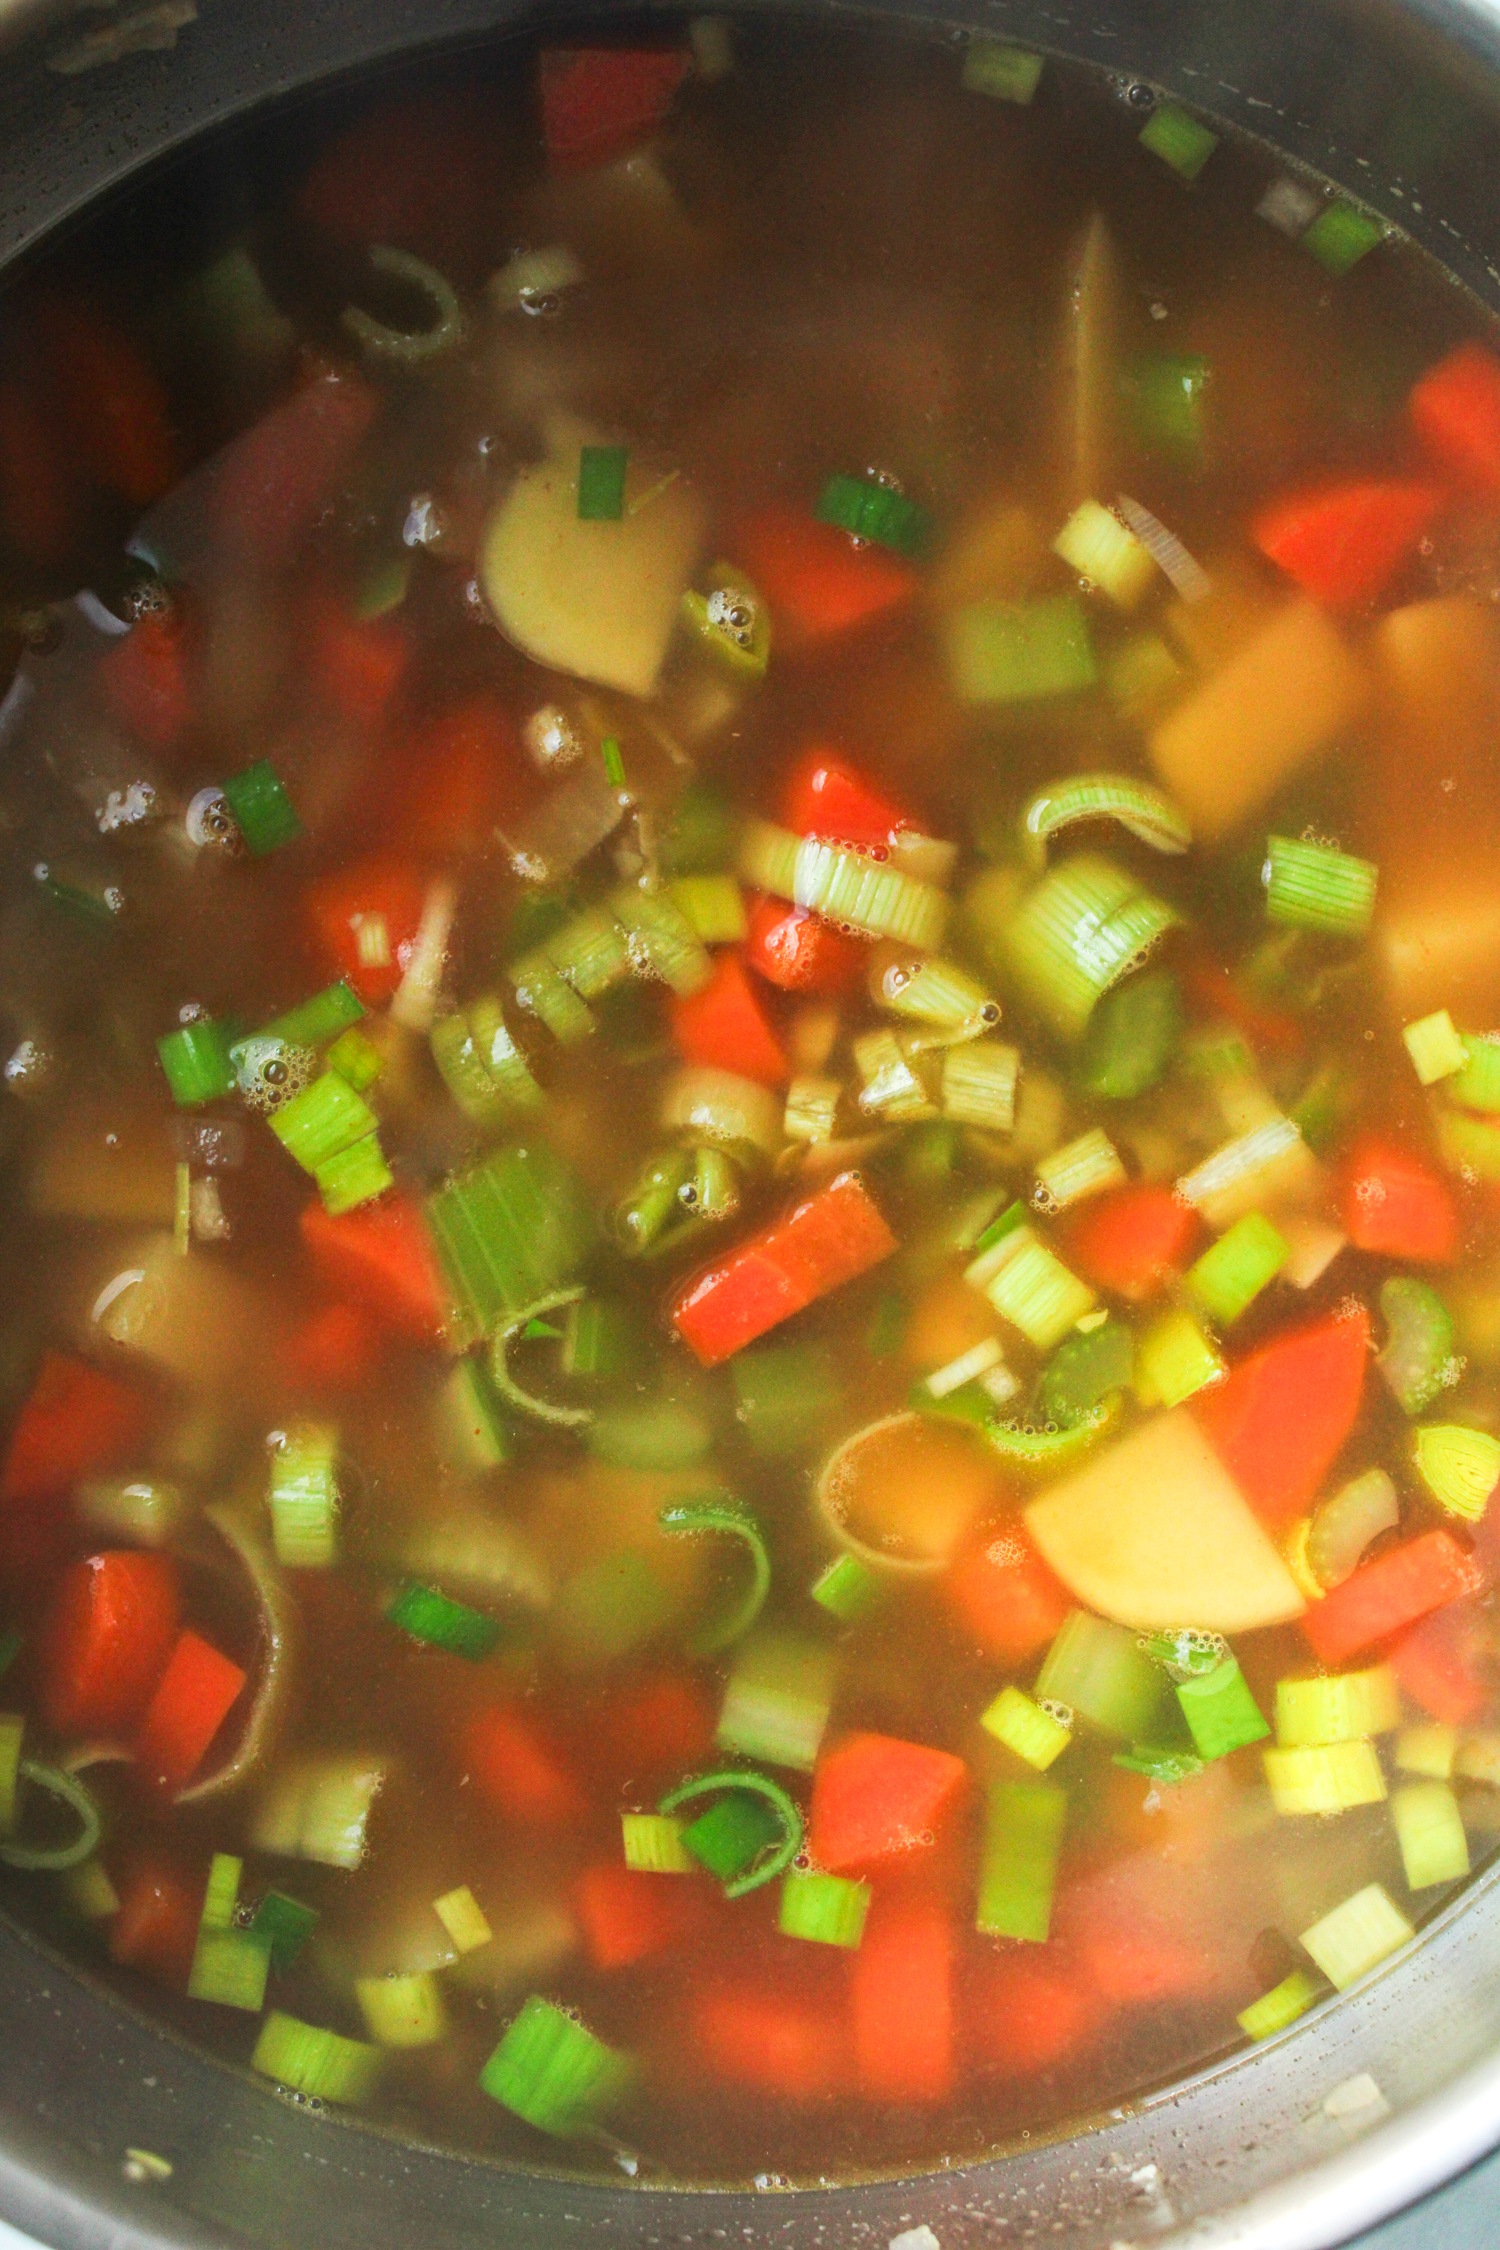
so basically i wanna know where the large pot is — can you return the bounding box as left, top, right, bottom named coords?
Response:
left=4, top=2, right=1500, bottom=2244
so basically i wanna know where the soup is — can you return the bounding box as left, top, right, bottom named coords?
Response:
left=2, top=9, right=1500, bottom=2190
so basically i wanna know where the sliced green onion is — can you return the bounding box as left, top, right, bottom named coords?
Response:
left=315, top=1132, right=392, bottom=1216
left=809, top=1551, right=886, bottom=1623
left=433, top=1884, right=494, bottom=1950
left=916, top=1336, right=1005, bottom=1404
left=1033, top=1127, right=1127, bottom=1215
left=252, top=2011, right=382, bottom=2107
left=326, top=1024, right=384, bottom=1093
left=1238, top=1968, right=1322, bottom=2041
left=676, top=1787, right=780, bottom=1882
left=965, top=1223, right=1098, bottom=1352
left=1052, top=502, right=1159, bottom=611
left=343, top=245, right=463, bottom=361
left=431, top=1001, right=542, bottom=1130
left=1186, top=1210, right=1290, bottom=1327
left=1403, top=1010, right=1467, bottom=1088
left=778, top=1868, right=870, bottom=1948
left=0, top=1761, right=102, bottom=1870
left=1120, top=354, right=1211, bottom=465
left=1263, top=1739, right=1386, bottom=1815
left=270, top=1071, right=378, bottom=1175
left=1132, top=1303, right=1222, bottom=1409
left=255, top=982, right=364, bottom=1053
left=1140, top=1627, right=1228, bottom=1679
left=588, top=1398, right=712, bottom=1471
left=784, top=1074, right=842, bottom=1144
left=158, top=1019, right=237, bottom=1107
left=600, top=736, right=625, bottom=789
left=1138, top=102, right=1219, bottom=181
left=1378, top=1276, right=1456, bottom=1416
left=620, top=1813, right=694, bottom=1875
left=1410, top=1421, right=1500, bottom=1522
left=577, top=445, right=628, bottom=522
left=660, top=1768, right=804, bottom=1898
left=853, top=1027, right=935, bottom=1121
left=738, top=818, right=949, bottom=950
left=1437, top=1105, right=1500, bottom=1181
left=976, top=1778, right=1066, bottom=1941
left=222, top=760, right=301, bottom=856
left=1275, top=1666, right=1400, bottom=1748
left=488, top=242, right=584, bottom=311
left=426, top=1141, right=592, bottom=1339
left=660, top=1064, right=782, bottom=1158
left=715, top=1630, right=834, bottom=1773
left=1264, top=835, right=1378, bottom=937
left=961, top=37, right=1043, bottom=101
left=1447, top=1034, right=1500, bottom=1113
left=815, top=473, right=928, bottom=557
left=944, top=595, right=1097, bottom=704
left=510, top=949, right=596, bottom=1044
left=1037, top=1321, right=1133, bottom=1428
left=668, top=875, right=747, bottom=945
left=1035, top=1611, right=1170, bottom=1740
left=870, top=950, right=997, bottom=1031
left=981, top=1402, right=1120, bottom=1476
left=200, top=1850, right=241, bottom=1931
left=1176, top=1657, right=1269, bottom=1761
left=1020, top=772, right=1191, bottom=874
left=1301, top=201, right=1387, bottom=276
left=659, top=1493, right=771, bottom=1656
left=355, top=1971, right=448, bottom=2048
left=995, top=853, right=1179, bottom=1041
left=1391, top=1779, right=1469, bottom=1891
left=1076, top=968, right=1183, bottom=1100
left=250, top=1889, right=320, bottom=1969
left=387, top=1582, right=503, bottom=1661
left=480, top=1996, right=635, bottom=2136
left=681, top=562, right=770, bottom=680
left=268, top=1422, right=338, bottom=1568
left=980, top=1684, right=1073, bottom=1771
left=562, top=1297, right=631, bottom=1382
left=1299, top=1883, right=1412, bottom=1989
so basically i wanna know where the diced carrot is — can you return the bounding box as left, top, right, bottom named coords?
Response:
left=744, top=895, right=867, bottom=997
left=671, top=1171, right=897, bottom=1366
left=573, top=1861, right=704, bottom=1971
left=1073, top=1919, right=1216, bottom=2007
left=1064, top=1185, right=1201, bottom=1303
left=305, top=856, right=427, bottom=1005
left=539, top=46, right=691, bottom=171
left=1411, top=342, right=1500, bottom=494
left=1252, top=479, right=1442, bottom=611
left=1388, top=1598, right=1490, bottom=1727
left=461, top=1705, right=586, bottom=1826
left=946, top=1527, right=1072, bottom=1665
left=308, top=600, right=409, bottom=733
left=671, top=950, right=789, bottom=1088
left=692, top=1987, right=847, bottom=2100
left=36, top=298, right=176, bottom=508
left=108, top=1850, right=204, bottom=1989
left=299, top=91, right=512, bottom=273
left=1, top=1353, right=152, bottom=1504
left=730, top=504, right=918, bottom=651
left=1340, top=1136, right=1459, bottom=1264
left=299, top=1194, right=447, bottom=1342
left=38, top=1551, right=181, bottom=1738
left=212, top=368, right=378, bottom=569
left=780, top=748, right=913, bottom=851
left=809, top=1732, right=968, bottom=1875
left=969, top=1949, right=1103, bottom=2076
left=0, top=376, right=80, bottom=566
left=578, top=1670, right=716, bottom=1786
left=851, top=1895, right=954, bottom=2104
left=98, top=608, right=194, bottom=756
left=1302, top=1529, right=1486, bottom=1666
left=276, top=1301, right=384, bottom=1393
left=1195, top=1305, right=1371, bottom=1529
left=136, top=1629, right=247, bottom=1792
left=396, top=695, right=522, bottom=858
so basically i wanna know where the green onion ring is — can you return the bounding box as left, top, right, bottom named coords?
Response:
left=1019, top=773, right=1192, bottom=872
left=1, top=1761, right=102, bottom=1871
left=491, top=1286, right=592, bottom=1429
left=342, top=246, right=465, bottom=363
left=658, top=1493, right=771, bottom=1656
left=658, top=1767, right=804, bottom=1899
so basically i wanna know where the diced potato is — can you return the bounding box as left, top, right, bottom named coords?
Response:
left=480, top=413, right=705, bottom=697
left=1024, top=1407, right=1307, bottom=1632
left=74, top=1231, right=268, bottom=1394
left=1149, top=598, right=1370, bottom=841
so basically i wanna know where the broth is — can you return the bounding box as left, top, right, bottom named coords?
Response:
left=0, top=10, right=1499, bottom=2189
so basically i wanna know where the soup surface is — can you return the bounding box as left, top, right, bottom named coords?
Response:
left=3, top=10, right=1500, bottom=2189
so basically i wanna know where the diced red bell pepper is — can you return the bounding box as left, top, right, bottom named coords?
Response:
left=305, top=856, right=427, bottom=1005
left=730, top=504, right=918, bottom=651
left=744, top=895, right=867, bottom=997
left=136, top=1629, right=247, bottom=1792
left=213, top=368, right=378, bottom=569
left=1301, top=1529, right=1486, bottom=1667
left=1195, top=1305, right=1371, bottom=1528
left=946, top=1526, right=1072, bottom=1664
left=969, top=1949, right=1104, bottom=2076
left=670, top=950, right=789, bottom=1089
left=1251, top=478, right=1442, bottom=610
left=573, top=1861, right=705, bottom=1972
left=108, top=1850, right=204, bottom=1989
left=692, top=1987, right=847, bottom=2100
left=808, top=1731, right=969, bottom=1874
left=460, top=1705, right=587, bottom=1826
left=308, top=601, right=409, bottom=734
left=851, top=1895, right=954, bottom=2104
left=1, top=1353, right=151, bottom=1504
left=1064, top=1185, right=1201, bottom=1303
left=672, top=1171, right=897, bottom=1366
left=38, top=1550, right=181, bottom=1738
left=276, top=1300, right=384, bottom=1393
left=36, top=297, right=176, bottom=508
left=1388, top=1598, right=1490, bottom=1727
left=539, top=46, right=691, bottom=171
left=780, top=748, right=913, bottom=851
left=98, top=607, right=194, bottom=756
left=1410, top=342, right=1500, bottom=495
left=299, top=1193, right=447, bottom=1342
left=1340, top=1136, right=1459, bottom=1265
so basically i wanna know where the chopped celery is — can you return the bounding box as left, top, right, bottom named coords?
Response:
left=562, top=1296, right=632, bottom=1382
left=1113, top=1743, right=1203, bottom=1783
left=1410, top=1421, right=1500, bottom=1522
left=940, top=1039, right=1020, bottom=1131
left=914, top=1335, right=1004, bottom=1405
left=854, top=1027, right=936, bottom=1121
left=250, top=1754, right=386, bottom=1871
left=480, top=1996, right=635, bottom=2136
left=1176, top=1656, right=1268, bottom=1761
left=1034, top=1127, right=1126, bottom=1214
left=1133, top=1304, right=1225, bottom=1408
left=1301, top=200, right=1387, bottom=275
left=966, top=1224, right=1098, bottom=1351
left=961, top=38, right=1044, bottom=103
left=981, top=1684, right=1072, bottom=1771
left=785, top=1074, right=842, bottom=1144
left=1395, top=1723, right=1458, bottom=1780
left=1051, top=502, right=1158, bottom=610
left=1404, top=1010, right=1466, bottom=1088
left=993, top=853, right=1179, bottom=1041
left=681, top=563, right=770, bottom=680
left=188, top=1925, right=272, bottom=2011
left=1438, top=1106, right=1500, bottom=1181
left=1391, top=1780, right=1470, bottom=1890
left=433, top=1885, right=494, bottom=1952
left=1263, top=1739, right=1386, bottom=1815
left=426, top=1142, right=592, bottom=1337
left=739, top=819, right=949, bottom=950
left=355, top=1971, right=448, bottom=2048
left=1238, top=1967, right=1322, bottom=2040
left=1275, top=1667, right=1400, bottom=1747
left=944, top=595, right=1097, bottom=704
left=1300, top=1884, right=1413, bottom=1989
left=326, top=1025, right=383, bottom=1094
left=715, top=1630, right=835, bottom=1773
left=1177, top=1115, right=1318, bottom=1231
left=732, top=1342, right=841, bottom=1458
left=610, top=883, right=712, bottom=996
left=268, top=1422, right=339, bottom=1568
left=871, top=952, right=997, bottom=1030
left=1377, top=1276, right=1456, bottom=1415
left=252, top=2012, right=382, bottom=2106
left=1186, top=1211, right=1289, bottom=1327
left=1076, top=969, right=1183, bottom=1099
left=269, top=1072, right=377, bottom=1175
left=1264, top=834, right=1378, bottom=937
left=431, top=1002, right=542, bottom=1131
left=976, top=1779, right=1066, bottom=1940
left=621, top=1813, right=694, bottom=1875
left=1035, top=1611, right=1170, bottom=1740
left=1306, top=1469, right=1398, bottom=1588
left=809, top=1551, right=886, bottom=1623
left=661, top=1768, right=802, bottom=1898
left=778, top=1868, right=871, bottom=1948
left=1037, top=1321, right=1134, bottom=1427
left=315, top=1132, right=392, bottom=1216
left=1139, top=102, right=1219, bottom=181
left=815, top=473, right=928, bottom=557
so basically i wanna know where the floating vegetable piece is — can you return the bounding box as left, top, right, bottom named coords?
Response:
left=1019, top=773, right=1191, bottom=871
left=659, top=1492, right=771, bottom=1654
left=681, top=561, right=771, bottom=678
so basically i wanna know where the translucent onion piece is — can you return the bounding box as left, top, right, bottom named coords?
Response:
left=343, top=246, right=465, bottom=363
left=491, top=1286, right=593, bottom=1430
left=176, top=1503, right=295, bottom=1805
left=1116, top=493, right=1212, bottom=603
left=0, top=1761, right=102, bottom=1871
left=658, top=1492, right=771, bottom=1655
left=1019, top=771, right=1192, bottom=873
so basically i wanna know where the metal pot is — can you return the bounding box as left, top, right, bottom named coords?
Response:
left=4, top=2, right=1500, bottom=2243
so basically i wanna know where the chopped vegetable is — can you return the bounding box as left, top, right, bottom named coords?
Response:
left=672, top=1172, right=896, bottom=1365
